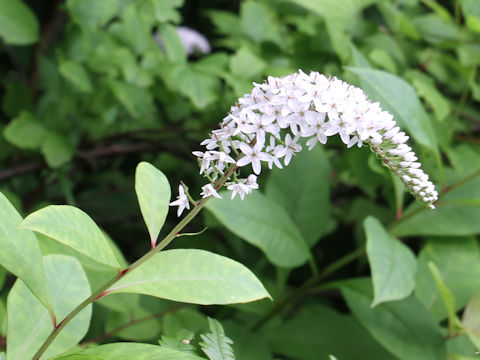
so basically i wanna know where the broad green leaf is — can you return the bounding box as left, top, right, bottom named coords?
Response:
left=105, top=306, right=161, bottom=341
left=462, top=291, right=480, bottom=351
left=461, top=0, right=480, bottom=33
left=21, top=205, right=121, bottom=269
left=55, top=343, right=205, bottom=360
left=59, top=60, right=93, bottom=93
left=135, top=162, right=171, bottom=247
left=415, top=237, right=480, bottom=320
left=223, top=322, right=273, bottom=360
left=0, top=193, right=53, bottom=312
left=413, top=14, right=459, bottom=44
left=41, top=132, right=75, bottom=168
left=346, top=67, right=437, bottom=152
left=341, top=278, right=447, bottom=360
left=156, top=24, right=187, bottom=63
left=205, top=191, right=310, bottom=268
left=265, top=304, right=395, bottom=360
left=107, top=249, right=270, bottom=304
left=266, top=146, right=330, bottom=247
left=150, top=0, right=184, bottom=23
left=390, top=176, right=480, bottom=236
left=109, top=80, right=155, bottom=118
left=66, top=0, right=118, bottom=28
left=3, top=111, right=46, bottom=149
left=0, top=0, right=39, bottom=45
left=406, top=70, right=451, bottom=122
left=427, top=262, right=459, bottom=332
left=240, top=1, right=283, bottom=47
left=7, top=254, right=92, bottom=360
left=162, top=307, right=208, bottom=339
left=286, top=0, right=376, bottom=23
left=364, top=216, right=417, bottom=306
left=199, top=318, right=235, bottom=360
left=162, top=64, right=220, bottom=109
left=229, top=47, right=266, bottom=79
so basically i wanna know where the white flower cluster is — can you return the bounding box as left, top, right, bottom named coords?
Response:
left=170, top=70, right=438, bottom=216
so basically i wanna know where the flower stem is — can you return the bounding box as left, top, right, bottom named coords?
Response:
left=33, top=164, right=237, bottom=360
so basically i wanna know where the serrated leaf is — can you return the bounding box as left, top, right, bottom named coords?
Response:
left=364, top=216, right=417, bottom=306
left=21, top=205, right=121, bottom=269
left=200, top=318, right=235, bottom=360
left=7, top=254, right=92, bottom=360
left=346, top=67, right=437, bottom=152
left=135, top=162, right=171, bottom=247
left=0, top=193, right=53, bottom=313
left=0, top=0, right=39, bottom=45
left=107, top=249, right=270, bottom=304
left=205, top=191, right=311, bottom=268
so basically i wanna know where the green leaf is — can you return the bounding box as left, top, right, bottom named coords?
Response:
left=427, top=261, right=459, bottom=332
left=41, top=132, right=75, bottom=168
left=341, top=278, right=447, bottom=360
left=105, top=306, right=161, bottom=341
left=59, top=60, right=93, bottom=93
left=406, top=70, right=451, bottom=122
left=287, top=0, right=376, bottom=23
left=156, top=24, right=187, bottom=63
left=150, top=0, right=184, bottom=23
left=390, top=176, right=480, bottom=236
left=462, top=291, right=480, bottom=351
left=200, top=318, right=235, bottom=360
left=229, top=47, right=266, bottom=79
left=415, top=237, right=480, bottom=320
left=0, top=193, right=53, bottom=312
left=0, top=0, right=39, bottom=45
left=223, top=322, right=273, bottom=360
left=240, top=1, right=282, bottom=47
left=55, top=343, right=205, bottom=360
left=7, top=254, right=92, bottom=360
left=135, top=162, right=171, bottom=247
left=265, top=304, right=395, bottom=360
left=205, top=191, right=311, bottom=268
left=346, top=67, right=437, bottom=152
left=109, top=80, right=155, bottom=118
left=21, top=205, right=121, bottom=269
left=106, top=249, right=270, bottom=304
left=66, top=0, right=118, bottom=28
left=266, top=146, right=330, bottom=247
left=364, top=216, right=417, bottom=306
left=3, top=111, right=46, bottom=149
left=163, top=64, right=220, bottom=109
left=461, top=0, right=480, bottom=33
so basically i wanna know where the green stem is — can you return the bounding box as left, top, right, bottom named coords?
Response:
left=250, top=245, right=365, bottom=331
left=33, top=165, right=237, bottom=360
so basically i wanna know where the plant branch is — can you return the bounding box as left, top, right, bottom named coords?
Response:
left=250, top=245, right=366, bottom=331
left=32, top=163, right=238, bottom=360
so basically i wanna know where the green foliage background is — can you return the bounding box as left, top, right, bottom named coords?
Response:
left=1, top=0, right=480, bottom=359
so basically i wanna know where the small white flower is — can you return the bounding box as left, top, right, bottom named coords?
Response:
left=237, top=141, right=272, bottom=175
left=227, top=182, right=250, bottom=200
left=169, top=185, right=190, bottom=217
left=200, top=184, right=222, bottom=199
